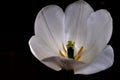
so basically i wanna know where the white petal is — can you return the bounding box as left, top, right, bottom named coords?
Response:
left=74, top=45, right=114, bottom=75
left=65, top=0, right=94, bottom=47
left=81, top=9, right=113, bottom=62
left=42, top=56, right=85, bottom=71
left=35, top=5, right=65, bottom=51
left=29, top=36, right=59, bottom=60
left=42, top=61, right=62, bottom=71
left=29, top=36, right=61, bottom=71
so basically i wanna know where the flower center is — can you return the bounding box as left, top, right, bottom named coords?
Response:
left=59, top=40, right=84, bottom=61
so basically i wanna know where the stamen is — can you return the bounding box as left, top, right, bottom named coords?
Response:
left=59, top=50, right=65, bottom=57
left=75, top=55, right=81, bottom=61
left=62, top=43, right=67, bottom=56
left=77, top=46, right=83, bottom=55
left=75, top=46, right=84, bottom=61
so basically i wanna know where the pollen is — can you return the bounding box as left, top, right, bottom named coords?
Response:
left=75, top=46, right=84, bottom=61
left=62, top=43, right=67, bottom=56
left=59, top=50, right=66, bottom=57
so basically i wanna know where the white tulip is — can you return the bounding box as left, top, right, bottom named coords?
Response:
left=29, top=0, right=114, bottom=75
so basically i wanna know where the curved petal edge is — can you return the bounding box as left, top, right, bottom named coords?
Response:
left=74, top=45, right=114, bottom=75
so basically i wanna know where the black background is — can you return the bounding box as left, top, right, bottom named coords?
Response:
left=1, top=0, right=120, bottom=80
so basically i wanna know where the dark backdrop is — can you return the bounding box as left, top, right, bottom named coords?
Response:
left=1, top=0, right=120, bottom=80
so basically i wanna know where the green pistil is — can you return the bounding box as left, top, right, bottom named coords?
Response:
left=66, top=41, right=75, bottom=59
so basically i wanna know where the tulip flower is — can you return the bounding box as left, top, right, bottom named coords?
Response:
left=29, top=0, right=114, bottom=75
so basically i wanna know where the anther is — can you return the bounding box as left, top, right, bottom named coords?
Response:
left=75, top=46, right=84, bottom=60
left=62, top=43, right=67, bottom=55
left=59, top=50, right=66, bottom=57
